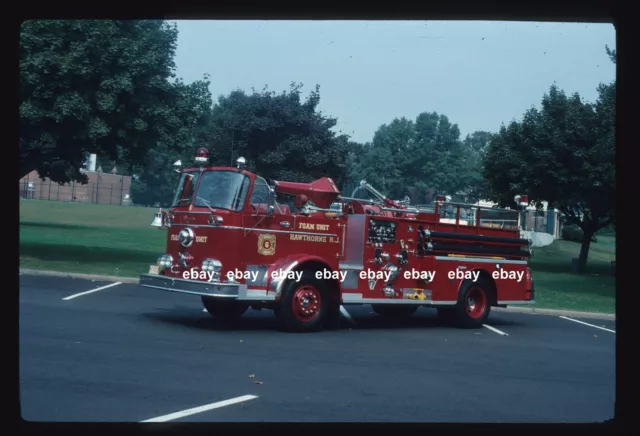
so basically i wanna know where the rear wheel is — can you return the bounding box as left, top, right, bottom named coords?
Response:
left=201, top=297, right=249, bottom=320
left=453, top=278, right=492, bottom=328
left=371, top=304, right=417, bottom=321
left=275, top=270, right=328, bottom=332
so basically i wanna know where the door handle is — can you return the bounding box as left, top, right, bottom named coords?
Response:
left=280, top=221, right=290, bottom=228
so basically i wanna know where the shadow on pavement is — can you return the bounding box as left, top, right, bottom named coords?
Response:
left=140, top=306, right=524, bottom=332
left=142, top=308, right=281, bottom=332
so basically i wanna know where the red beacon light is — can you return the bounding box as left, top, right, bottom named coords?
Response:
left=514, top=194, right=529, bottom=207
left=435, top=195, right=452, bottom=202
left=194, top=147, right=209, bottom=164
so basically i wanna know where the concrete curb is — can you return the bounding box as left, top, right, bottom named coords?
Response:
left=19, top=268, right=615, bottom=321
left=492, top=306, right=615, bottom=321
left=19, top=268, right=138, bottom=284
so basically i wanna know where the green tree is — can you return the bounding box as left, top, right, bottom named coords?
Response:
left=483, top=47, right=615, bottom=272
left=20, top=20, right=187, bottom=184
left=461, top=130, right=494, bottom=202
left=130, top=76, right=214, bottom=207
left=350, top=112, right=481, bottom=204
left=355, top=118, right=414, bottom=197
left=204, top=83, right=351, bottom=185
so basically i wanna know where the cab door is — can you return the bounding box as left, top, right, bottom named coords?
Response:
left=243, top=177, right=293, bottom=266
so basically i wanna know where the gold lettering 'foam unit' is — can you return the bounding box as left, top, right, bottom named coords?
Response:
left=298, top=222, right=330, bottom=231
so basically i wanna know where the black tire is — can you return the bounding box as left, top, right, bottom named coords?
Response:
left=371, top=304, right=417, bottom=321
left=201, top=297, right=249, bottom=320
left=453, top=278, right=492, bottom=328
left=275, top=269, right=328, bottom=332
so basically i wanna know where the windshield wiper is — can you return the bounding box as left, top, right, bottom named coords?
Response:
left=196, top=196, right=216, bottom=213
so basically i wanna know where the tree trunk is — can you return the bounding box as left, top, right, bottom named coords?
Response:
left=577, top=228, right=595, bottom=273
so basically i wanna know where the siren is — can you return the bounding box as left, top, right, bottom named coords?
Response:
left=150, top=208, right=164, bottom=228
left=194, top=147, right=209, bottom=165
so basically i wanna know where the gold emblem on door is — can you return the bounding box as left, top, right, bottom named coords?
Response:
left=258, top=234, right=276, bottom=256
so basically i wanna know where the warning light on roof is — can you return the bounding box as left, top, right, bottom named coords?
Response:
left=195, top=147, right=209, bottom=164
left=514, top=195, right=529, bottom=207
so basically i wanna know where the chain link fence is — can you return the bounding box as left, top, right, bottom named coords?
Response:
left=522, top=209, right=553, bottom=233
left=19, top=179, right=132, bottom=206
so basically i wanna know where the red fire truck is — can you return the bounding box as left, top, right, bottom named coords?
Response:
left=139, top=147, right=534, bottom=332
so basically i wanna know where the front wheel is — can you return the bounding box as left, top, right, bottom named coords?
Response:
left=453, top=278, right=492, bottom=328
left=201, top=297, right=249, bottom=320
left=275, top=270, right=328, bottom=332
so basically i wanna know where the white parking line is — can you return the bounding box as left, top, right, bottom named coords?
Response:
left=483, top=324, right=509, bottom=336
left=559, top=316, right=616, bottom=333
left=340, top=305, right=356, bottom=324
left=140, top=395, right=259, bottom=422
left=62, top=282, right=122, bottom=301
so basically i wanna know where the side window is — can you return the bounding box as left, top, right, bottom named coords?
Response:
left=276, top=193, right=298, bottom=213
left=250, top=177, right=271, bottom=206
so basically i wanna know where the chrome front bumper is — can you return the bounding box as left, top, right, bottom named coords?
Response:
left=139, top=273, right=242, bottom=298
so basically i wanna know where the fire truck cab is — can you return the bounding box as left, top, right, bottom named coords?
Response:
left=139, top=147, right=534, bottom=332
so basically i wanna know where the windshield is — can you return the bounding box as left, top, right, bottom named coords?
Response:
left=193, top=170, right=251, bottom=212
left=172, top=171, right=200, bottom=207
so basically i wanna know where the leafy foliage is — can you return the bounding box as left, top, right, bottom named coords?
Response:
left=347, top=112, right=486, bottom=204
left=562, top=224, right=597, bottom=243
left=483, top=47, right=615, bottom=272
left=204, top=83, right=351, bottom=185
left=130, top=76, right=214, bottom=207
left=20, top=20, right=190, bottom=184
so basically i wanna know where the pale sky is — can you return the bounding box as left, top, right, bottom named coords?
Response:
left=173, top=20, right=616, bottom=144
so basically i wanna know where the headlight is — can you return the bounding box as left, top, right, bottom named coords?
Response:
left=157, top=254, right=173, bottom=268
left=201, top=258, right=222, bottom=272
left=178, top=228, right=194, bottom=247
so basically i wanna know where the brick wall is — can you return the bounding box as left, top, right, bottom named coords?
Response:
left=19, top=170, right=132, bottom=205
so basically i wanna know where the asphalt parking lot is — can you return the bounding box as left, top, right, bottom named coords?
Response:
left=19, top=274, right=615, bottom=423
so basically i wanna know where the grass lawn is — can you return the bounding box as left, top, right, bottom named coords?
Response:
left=20, top=200, right=165, bottom=278
left=19, top=199, right=616, bottom=313
left=528, top=235, right=615, bottom=314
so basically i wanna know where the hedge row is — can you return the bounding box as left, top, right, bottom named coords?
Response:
left=562, top=224, right=598, bottom=243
